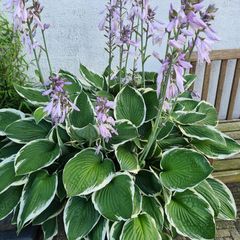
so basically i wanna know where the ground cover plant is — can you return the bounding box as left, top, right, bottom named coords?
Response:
left=0, top=0, right=240, bottom=239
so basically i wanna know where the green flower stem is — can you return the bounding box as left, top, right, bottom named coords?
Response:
left=27, top=23, right=44, bottom=84
left=41, top=30, right=53, bottom=76
left=140, top=17, right=145, bottom=87
left=118, top=0, right=123, bottom=89
left=132, top=18, right=140, bottom=81
left=139, top=61, right=173, bottom=163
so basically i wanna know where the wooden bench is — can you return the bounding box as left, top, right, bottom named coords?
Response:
left=190, top=49, right=240, bottom=183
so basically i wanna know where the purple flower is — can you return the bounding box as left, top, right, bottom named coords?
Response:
left=169, top=34, right=186, bottom=49
left=195, top=37, right=213, bottom=63
left=43, top=75, right=79, bottom=125
left=95, top=97, right=118, bottom=142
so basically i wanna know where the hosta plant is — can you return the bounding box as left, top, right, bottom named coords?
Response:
left=1, top=0, right=240, bottom=240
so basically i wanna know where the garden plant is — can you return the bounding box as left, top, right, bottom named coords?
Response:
left=0, top=13, right=29, bottom=109
left=0, top=0, right=240, bottom=240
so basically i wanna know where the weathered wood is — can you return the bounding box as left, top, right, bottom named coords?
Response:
left=201, top=63, right=211, bottom=101
left=213, top=170, right=240, bottom=184
left=215, top=60, right=228, bottom=113
left=217, top=121, right=240, bottom=132
left=190, top=49, right=240, bottom=62
left=213, top=158, right=240, bottom=171
left=220, top=131, right=240, bottom=140
left=227, top=59, right=240, bottom=120
left=190, top=61, right=197, bottom=74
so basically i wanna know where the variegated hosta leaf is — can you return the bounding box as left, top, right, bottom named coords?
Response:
left=142, top=196, right=164, bottom=231
left=191, top=135, right=240, bottom=159
left=135, top=169, right=162, bottom=196
left=115, top=144, right=140, bottom=173
left=207, top=178, right=237, bottom=220
left=109, top=120, right=138, bottom=146
left=88, top=217, right=108, bottom=240
left=173, top=111, right=206, bottom=125
left=0, top=186, right=22, bottom=220
left=142, top=89, right=158, bottom=122
left=0, top=142, right=22, bottom=159
left=5, top=118, right=52, bottom=144
left=0, top=156, right=26, bottom=194
left=0, top=109, right=24, bottom=136
left=194, top=180, right=220, bottom=216
left=64, top=197, right=100, bottom=240
left=67, top=91, right=97, bottom=141
left=33, top=197, right=64, bottom=225
left=115, top=86, right=146, bottom=127
left=110, top=221, right=125, bottom=240
left=176, top=98, right=199, bottom=111
left=92, top=173, right=135, bottom=221
left=160, top=148, right=213, bottom=191
left=33, top=107, right=47, bottom=124
left=120, top=213, right=161, bottom=240
left=15, top=139, right=60, bottom=176
left=14, top=85, right=49, bottom=105
left=157, top=121, right=174, bottom=140
left=132, top=186, right=142, bottom=217
left=63, top=148, right=115, bottom=196
left=42, top=217, right=58, bottom=240
left=80, top=64, right=105, bottom=89
left=179, top=125, right=226, bottom=144
left=196, top=101, right=218, bottom=126
left=165, top=190, right=215, bottom=240
left=17, top=170, right=58, bottom=232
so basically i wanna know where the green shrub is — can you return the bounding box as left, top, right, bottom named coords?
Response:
left=0, top=14, right=29, bottom=109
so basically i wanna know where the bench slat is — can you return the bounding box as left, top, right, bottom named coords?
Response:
left=227, top=59, right=240, bottom=120
left=213, top=158, right=240, bottom=171
left=217, top=121, right=240, bottom=132
left=213, top=170, right=240, bottom=184
left=215, top=60, right=228, bottom=113
left=201, top=63, right=211, bottom=101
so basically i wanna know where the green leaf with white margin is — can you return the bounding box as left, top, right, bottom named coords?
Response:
left=194, top=180, right=220, bottom=216
left=165, top=190, right=215, bottom=240
left=64, top=197, right=100, bottom=240
left=0, top=186, right=22, bottom=220
left=14, top=84, right=49, bottom=105
left=80, top=64, right=105, bottom=90
left=142, top=89, right=158, bottom=122
left=184, top=74, right=196, bottom=90
left=92, top=173, right=135, bottom=221
left=207, top=178, right=237, bottom=220
left=67, top=91, right=98, bottom=141
left=15, top=139, right=60, bottom=176
left=33, top=197, right=64, bottom=225
left=115, top=86, right=146, bottom=127
left=115, top=144, right=140, bottom=173
left=132, top=186, right=142, bottom=217
left=63, top=148, right=115, bottom=196
left=109, top=120, right=138, bottom=146
left=179, top=125, right=226, bottom=144
left=135, top=169, right=162, bottom=196
left=196, top=101, right=218, bottom=126
left=160, top=148, right=213, bottom=191
left=0, top=156, right=26, bottom=194
left=142, top=196, right=164, bottom=231
left=120, top=213, right=161, bottom=240
left=34, top=107, right=47, bottom=124
left=42, top=217, right=58, bottom=240
left=0, top=109, right=24, bottom=136
left=5, top=118, right=52, bottom=144
left=110, top=221, right=124, bottom=240
left=173, top=111, right=206, bottom=125
left=88, top=217, right=108, bottom=240
left=17, top=170, right=58, bottom=232
left=191, top=134, right=240, bottom=159
left=176, top=98, right=199, bottom=111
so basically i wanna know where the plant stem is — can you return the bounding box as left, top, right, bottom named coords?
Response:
left=118, top=0, right=123, bottom=89
left=41, top=30, right=53, bottom=76
left=132, top=18, right=140, bottom=81
left=27, top=22, right=44, bottom=84
left=140, top=16, right=145, bottom=87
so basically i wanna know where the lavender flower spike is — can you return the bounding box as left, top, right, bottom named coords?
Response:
left=95, top=97, right=118, bottom=142
left=43, top=75, right=79, bottom=125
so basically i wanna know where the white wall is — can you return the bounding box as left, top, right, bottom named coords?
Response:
left=40, top=0, right=240, bottom=74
